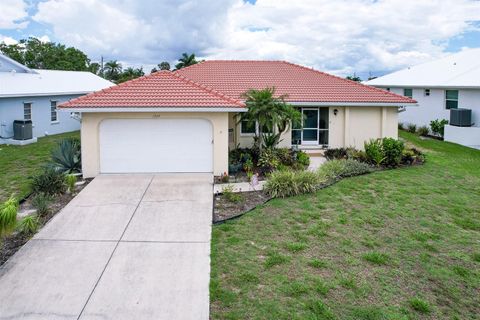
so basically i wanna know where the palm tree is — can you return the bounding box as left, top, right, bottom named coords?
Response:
left=174, top=53, right=197, bottom=70
left=104, top=60, right=122, bottom=81
left=238, top=87, right=300, bottom=152
left=158, top=61, right=170, bottom=70
left=88, top=62, right=101, bottom=75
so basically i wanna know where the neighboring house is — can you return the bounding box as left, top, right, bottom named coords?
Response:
left=366, top=49, right=480, bottom=127
left=59, top=60, right=415, bottom=178
left=0, top=53, right=113, bottom=144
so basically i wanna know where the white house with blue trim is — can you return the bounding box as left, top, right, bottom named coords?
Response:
left=0, top=53, right=113, bottom=144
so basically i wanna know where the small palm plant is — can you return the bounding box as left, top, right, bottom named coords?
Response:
left=65, top=174, right=77, bottom=194
left=0, top=196, right=19, bottom=237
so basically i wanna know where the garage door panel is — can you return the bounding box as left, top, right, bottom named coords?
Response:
left=100, top=119, right=213, bottom=173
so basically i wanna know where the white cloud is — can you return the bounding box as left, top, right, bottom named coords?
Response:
left=0, top=35, right=18, bottom=45
left=0, top=0, right=29, bottom=29
left=32, top=0, right=480, bottom=76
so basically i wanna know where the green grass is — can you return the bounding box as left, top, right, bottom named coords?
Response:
left=210, top=131, right=480, bottom=319
left=0, top=131, right=79, bottom=202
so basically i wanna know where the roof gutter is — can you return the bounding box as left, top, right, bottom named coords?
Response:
left=371, top=85, right=480, bottom=90
left=289, top=102, right=417, bottom=107
left=58, top=107, right=247, bottom=113
left=0, top=91, right=96, bottom=98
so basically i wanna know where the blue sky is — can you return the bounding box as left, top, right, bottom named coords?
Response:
left=1, top=0, right=480, bottom=78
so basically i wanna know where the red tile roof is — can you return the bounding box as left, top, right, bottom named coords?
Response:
left=59, top=70, right=245, bottom=109
left=176, top=60, right=417, bottom=104
left=60, top=60, right=416, bottom=109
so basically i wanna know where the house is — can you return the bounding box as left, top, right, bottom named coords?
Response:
left=59, top=60, right=415, bottom=178
left=365, top=49, right=480, bottom=148
left=0, top=53, right=113, bottom=144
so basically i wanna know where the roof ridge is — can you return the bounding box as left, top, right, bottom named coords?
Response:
left=281, top=61, right=417, bottom=103
left=172, top=72, right=245, bottom=107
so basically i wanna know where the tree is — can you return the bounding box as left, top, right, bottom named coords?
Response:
left=88, top=62, right=101, bottom=75
left=158, top=61, right=170, bottom=70
left=0, top=37, right=90, bottom=71
left=117, top=67, right=144, bottom=83
left=175, top=53, right=197, bottom=70
left=346, top=73, right=362, bottom=82
left=238, top=87, right=300, bottom=153
left=103, top=60, right=122, bottom=82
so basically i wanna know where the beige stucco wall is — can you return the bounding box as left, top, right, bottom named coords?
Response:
left=81, top=112, right=229, bottom=178
left=228, top=107, right=398, bottom=150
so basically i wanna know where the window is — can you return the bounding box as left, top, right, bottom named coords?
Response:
left=403, top=88, right=413, bottom=98
left=240, top=119, right=256, bottom=135
left=50, top=101, right=58, bottom=122
left=445, top=90, right=458, bottom=109
left=23, top=103, right=32, bottom=120
left=424, top=89, right=430, bottom=96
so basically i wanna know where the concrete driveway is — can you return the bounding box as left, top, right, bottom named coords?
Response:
left=0, top=173, right=213, bottom=320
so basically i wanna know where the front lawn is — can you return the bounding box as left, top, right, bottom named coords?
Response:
left=210, top=131, right=480, bottom=319
left=0, top=131, right=80, bottom=202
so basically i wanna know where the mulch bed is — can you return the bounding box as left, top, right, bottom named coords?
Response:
left=0, top=179, right=91, bottom=267
left=213, top=190, right=271, bottom=223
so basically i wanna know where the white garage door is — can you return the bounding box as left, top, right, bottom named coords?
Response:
left=99, top=118, right=213, bottom=173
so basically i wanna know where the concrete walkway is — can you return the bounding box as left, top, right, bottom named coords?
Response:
left=0, top=173, right=213, bottom=320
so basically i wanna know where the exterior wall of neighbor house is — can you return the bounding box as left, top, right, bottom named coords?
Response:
left=0, top=94, right=81, bottom=140
left=228, top=107, right=397, bottom=151
left=382, top=87, right=480, bottom=128
left=80, top=112, right=229, bottom=178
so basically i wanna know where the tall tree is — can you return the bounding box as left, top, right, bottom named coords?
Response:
left=158, top=61, right=170, bottom=70
left=239, top=87, right=300, bottom=152
left=174, top=53, right=197, bottom=70
left=0, top=37, right=90, bottom=71
left=117, top=67, right=144, bottom=83
left=88, top=62, right=101, bottom=75
left=346, top=73, right=362, bottom=82
left=103, top=60, right=122, bottom=82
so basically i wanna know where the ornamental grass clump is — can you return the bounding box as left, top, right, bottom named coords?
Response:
left=265, top=169, right=321, bottom=198
left=17, top=214, right=40, bottom=235
left=0, top=196, right=19, bottom=237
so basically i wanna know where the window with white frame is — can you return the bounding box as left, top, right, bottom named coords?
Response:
left=424, top=89, right=430, bottom=96
left=445, top=90, right=458, bottom=109
left=50, top=101, right=58, bottom=122
left=240, top=119, right=256, bottom=135
left=23, top=102, right=32, bottom=120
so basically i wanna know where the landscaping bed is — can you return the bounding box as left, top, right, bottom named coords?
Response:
left=213, top=190, right=271, bottom=223
left=0, top=179, right=90, bottom=266
left=210, top=132, right=480, bottom=319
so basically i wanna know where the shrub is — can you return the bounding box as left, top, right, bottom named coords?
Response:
left=265, top=169, right=320, bottom=198
left=50, top=137, right=81, bottom=173
left=381, top=138, right=404, bottom=167
left=31, top=167, right=66, bottom=195
left=417, top=125, right=429, bottom=136
left=296, top=150, right=310, bottom=167
left=347, top=149, right=368, bottom=163
left=317, top=160, right=347, bottom=181
left=275, top=148, right=294, bottom=166
left=31, top=193, right=53, bottom=216
left=407, top=123, right=417, bottom=133
left=65, top=174, right=77, bottom=193
left=221, top=184, right=242, bottom=203
left=342, top=159, right=372, bottom=177
left=0, top=196, right=19, bottom=236
left=243, top=158, right=254, bottom=173
left=258, top=149, right=280, bottom=172
left=17, top=214, right=40, bottom=235
left=398, top=122, right=404, bottom=130
left=430, top=119, right=449, bottom=138
left=364, top=139, right=385, bottom=166
left=324, top=148, right=348, bottom=160
left=261, top=132, right=282, bottom=149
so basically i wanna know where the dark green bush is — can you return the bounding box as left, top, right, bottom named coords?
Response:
left=417, top=126, right=429, bottom=137
left=430, top=119, right=448, bottom=138
left=381, top=138, right=404, bottom=167
left=50, top=137, right=81, bottom=173
left=324, top=148, right=348, bottom=160
left=341, top=159, right=373, bottom=177
left=275, top=148, right=295, bottom=166
left=346, top=149, right=368, bottom=163
left=398, top=122, right=405, bottom=130
left=31, top=167, right=66, bottom=195
left=265, top=169, right=320, bottom=198
left=407, top=124, right=417, bottom=133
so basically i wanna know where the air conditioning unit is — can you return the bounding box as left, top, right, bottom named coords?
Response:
left=450, top=108, right=472, bottom=127
left=13, top=120, right=33, bottom=140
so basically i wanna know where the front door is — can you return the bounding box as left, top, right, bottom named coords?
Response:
left=301, top=108, right=319, bottom=145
